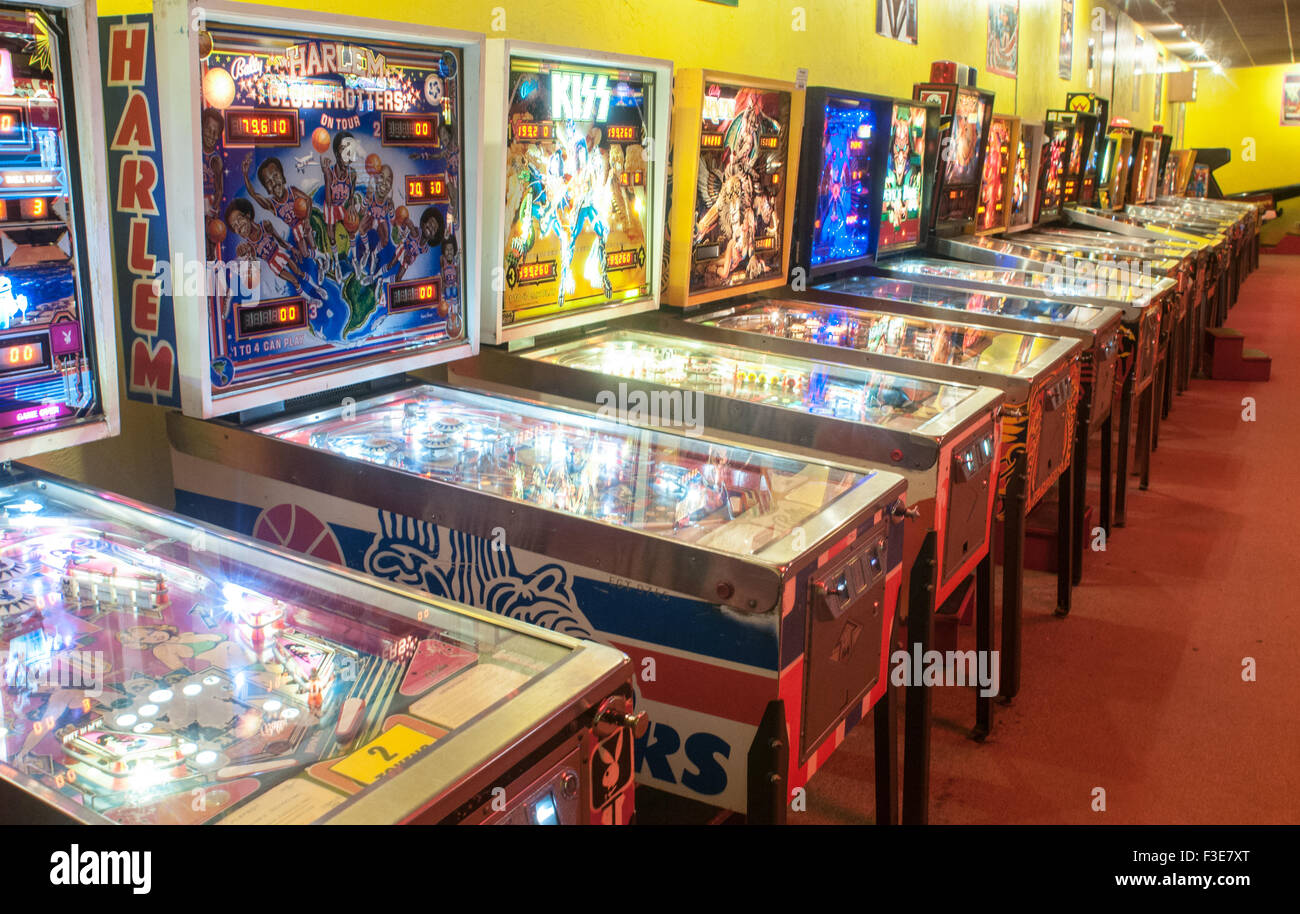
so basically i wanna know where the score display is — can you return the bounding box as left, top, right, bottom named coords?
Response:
left=382, top=114, right=441, bottom=147
left=236, top=300, right=307, bottom=338
left=389, top=277, right=442, bottom=312
left=0, top=105, right=29, bottom=147
left=0, top=337, right=46, bottom=374
left=405, top=174, right=448, bottom=204
left=606, top=124, right=639, bottom=143
left=223, top=108, right=300, bottom=146
left=511, top=121, right=554, bottom=142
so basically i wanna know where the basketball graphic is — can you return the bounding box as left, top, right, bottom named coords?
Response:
left=311, top=127, right=331, bottom=153
left=251, top=504, right=346, bottom=566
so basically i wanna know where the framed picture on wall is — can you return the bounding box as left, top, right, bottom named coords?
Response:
left=987, top=0, right=1019, bottom=78
left=1283, top=72, right=1300, bottom=125
left=1058, top=0, right=1073, bottom=79
left=877, top=0, right=918, bottom=44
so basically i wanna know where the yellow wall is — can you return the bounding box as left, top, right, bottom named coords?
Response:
left=1183, top=63, right=1300, bottom=196
left=31, top=0, right=1185, bottom=505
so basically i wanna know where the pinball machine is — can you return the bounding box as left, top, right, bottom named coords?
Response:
left=160, top=23, right=913, bottom=824
left=972, top=113, right=1018, bottom=237
left=1005, top=119, right=1045, bottom=235
left=0, top=0, right=642, bottom=827
left=450, top=72, right=1006, bottom=826
left=473, top=81, right=1057, bottom=788
left=901, top=99, right=1187, bottom=513
left=736, top=84, right=1089, bottom=710
left=1064, top=92, right=1109, bottom=208
left=1058, top=118, right=1241, bottom=381
left=1044, top=108, right=1097, bottom=208
left=863, top=89, right=1172, bottom=532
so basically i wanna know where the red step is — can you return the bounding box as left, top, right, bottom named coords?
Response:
left=992, top=502, right=1095, bottom=574
left=1207, top=327, right=1270, bottom=381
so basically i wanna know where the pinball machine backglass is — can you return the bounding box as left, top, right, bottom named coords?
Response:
left=154, top=0, right=482, bottom=417
left=481, top=41, right=670, bottom=343
left=0, top=1, right=115, bottom=460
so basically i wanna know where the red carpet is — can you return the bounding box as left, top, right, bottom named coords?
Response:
left=802, top=255, right=1300, bottom=825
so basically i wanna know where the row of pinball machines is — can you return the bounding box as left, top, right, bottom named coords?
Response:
left=0, top=0, right=650, bottom=827
left=142, top=6, right=1256, bottom=825
left=0, top=0, right=1260, bottom=827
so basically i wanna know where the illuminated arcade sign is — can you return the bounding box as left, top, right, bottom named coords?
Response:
left=550, top=71, right=611, bottom=123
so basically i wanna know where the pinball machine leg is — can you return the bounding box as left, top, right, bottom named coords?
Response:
left=902, top=532, right=937, bottom=826
left=746, top=700, right=789, bottom=825
left=970, top=551, right=994, bottom=742
left=1071, top=419, right=1087, bottom=587
left=1137, top=382, right=1154, bottom=492
left=1055, top=463, right=1073, bottom=618
left=998, top=464, right=1027, bottom=702
left=1114, top=372, right=1133, bottom=527
left=1159, top=348, right=1170, bottom=449
left=1170, top=314, right=1182, bottom=400
left=1181, top=301, right=1194, bottom=392
left=1099, top=412, right=1114, bottom=536
left=873, top=677, right=899, bottom=826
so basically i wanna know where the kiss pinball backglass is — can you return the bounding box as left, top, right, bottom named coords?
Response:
left=0, top=8, right=102, bottom=440
left=0, top=467, right=634, bottom=824
left=198, top=23, right=467, bottom=396
left=689, top=81, right=790, bottom=292
left=501, top=57, right=654, bottom=327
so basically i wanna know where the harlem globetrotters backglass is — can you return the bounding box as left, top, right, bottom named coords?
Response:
left=154, top=1, right=482, bottom=417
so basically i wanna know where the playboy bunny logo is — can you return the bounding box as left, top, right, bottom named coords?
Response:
left=592, top=727, right=632, bottom=811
